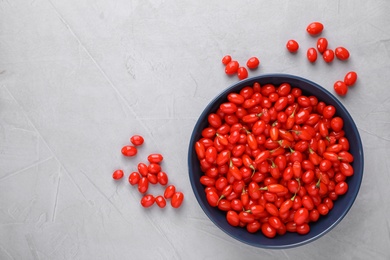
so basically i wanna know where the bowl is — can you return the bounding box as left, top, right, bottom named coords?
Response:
left=188, top=74, right=364, bottom=249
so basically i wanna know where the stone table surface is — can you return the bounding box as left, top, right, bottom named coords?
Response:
left=1, top=0, right=390, bottom=259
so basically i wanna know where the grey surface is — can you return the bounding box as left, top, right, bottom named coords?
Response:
left=1, top=0, right=389, bottom=259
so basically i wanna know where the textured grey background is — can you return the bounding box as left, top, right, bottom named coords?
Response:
left=1, top=0, right=390, bottom=259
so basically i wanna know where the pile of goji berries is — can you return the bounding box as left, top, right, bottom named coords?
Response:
left=286, top=22, right=358, bottom=96
left=223, top=55, right=260, bottom=80
left=194, top=81, right=354, bottom=238
left=222, top=22, right=358, bottom=96
left=113, top=135, right=184, bottom=209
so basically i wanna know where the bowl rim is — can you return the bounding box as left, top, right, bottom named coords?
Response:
left=188, top=73, right=364, bottom=249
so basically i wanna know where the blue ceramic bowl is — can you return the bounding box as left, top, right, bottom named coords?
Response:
left=188, top=74, right=364, bottom=249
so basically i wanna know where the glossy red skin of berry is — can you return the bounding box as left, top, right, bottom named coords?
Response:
left=225, top=61, right=239, bottom=75
left=155, top=196, right=166, bottom=208
left=239, top=211, right=255, bottom=223
left=141, top=194, right=155, bottom=208
left=128, top=172, right=141, bottom=185
left=335, top=47, right=350, bottom=60
left=330, top=117, right=344, bottom=132
left=322, top=105, right=336, bottom=119
left=277, top=83, right=291, bottom=97
left=227, top=93, right=245, bottom=104
left=317, top=203, right=330, bottom=216
left=286, top=40, right=299, bottom=53
left=261, top=223, right=277, bottom=238
left=164, top=185, right=176, bottom=199
left=323, top=49, right=335, bottom=63
left=206, top=190, right=220, bottom=207
left=240, top=86, right=255, bottom=98
left=121, top=145, right=137, bottom=157
left=138, top=177, right=149, bottom=193
left=340, top=162, right=354, bottom=176
left=171, top=192, right=184, bottom=208
left=138, top=162, right=149, bottom=177
left=220, top=102, right=237, bottom=114
left=157, top=171, right=168, bottom=185
left=148, top=163, right=161, bottom=174
left=268, top=216, right=283, bottom=230
left=130, top=135, right=144, bottom=146
left=246, top=57, right=260, bottom=69
left=147, top=173, right=158, bottom=184
left=309, top=209, right=320, bottom=222
left=296, top=223, right=310, bottom=235
left=344, top=71, right=357, bottom=86
left=112, top=170, right=124, bottom=180
left=195, top=141, right=205, bottom=159
left=222, top=55, right=232, bottom=65
left=307, top=48, right=318, bottom=63
left=237, top=67, right=248, bottom=80
left=247, top=221, right=261, bottom=233
left=147, top=153, right=164, bottom=163
left=294, top=208, right=309, bottom=225
left=217, top=199, right=231, bottom=211
left=306, top=22, right=324, bottom=35
left=334, top=80, right=348, bottom=96
left=317, top=38, right=328, bottom=53
left=208, top=113, right=222, bottom=128
left=226, top=210, right=240, bottom=226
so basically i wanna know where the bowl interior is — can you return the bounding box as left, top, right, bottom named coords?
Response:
left=188, top=74, right=364, bottom=249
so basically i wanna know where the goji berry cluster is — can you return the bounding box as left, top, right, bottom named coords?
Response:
left=194, top=81, right=354, bottom=238
left=286, top=22, right=358, bottom=96
left=113, top=135, right=184, bottom=208
left=222, top=55, right=260, bottom=80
